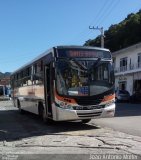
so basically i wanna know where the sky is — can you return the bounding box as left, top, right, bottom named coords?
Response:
left=0, top=0, right=141, bottom=73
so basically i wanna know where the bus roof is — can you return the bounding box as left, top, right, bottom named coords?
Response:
left=11, top=46, right=110, bottom=75
left=56, top=45, right=110, bottom=51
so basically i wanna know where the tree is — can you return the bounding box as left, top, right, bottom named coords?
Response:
left=84, top=10, right=141, bottom=52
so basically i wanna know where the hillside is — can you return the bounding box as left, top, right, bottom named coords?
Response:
left=84, top=9, right=141, bottom=52
left=0, top=72, right=11, bottom=79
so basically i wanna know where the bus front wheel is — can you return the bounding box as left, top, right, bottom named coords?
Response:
left=81, top=119, right=91, bottom=123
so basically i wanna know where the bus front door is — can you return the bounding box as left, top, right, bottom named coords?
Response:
left=45, top=64, right=52, bottom=118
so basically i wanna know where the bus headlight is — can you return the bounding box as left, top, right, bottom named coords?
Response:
left=59, top=102, right=73, bottom=110
left=60, top=102, right=65, bottom=107
left=105, top=100, right=115, bottom=107
left=65, top=104, right=73, bottom=110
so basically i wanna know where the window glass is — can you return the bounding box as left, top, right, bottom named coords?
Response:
left=120, top=57, right=127, bottom=72
left=56, top=59, right=114, bottom=96
left=33, top=60, right=43, bottom=85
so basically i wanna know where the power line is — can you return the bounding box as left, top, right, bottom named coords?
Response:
left=89, top=0, right=114, bottom=27
left=68, top=0, right=113, bottom=44
left=78, top=0, right=117, bottom=44
left=97, top=0, right=120, bottom=26
left=84, top=0, right=119, bottom=45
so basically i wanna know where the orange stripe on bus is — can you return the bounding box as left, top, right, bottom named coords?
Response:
left=102, top=94, right=115, bottom=102
left=54, top=90, right=77, bottom=104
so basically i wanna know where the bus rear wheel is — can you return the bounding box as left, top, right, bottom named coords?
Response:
left=81, top=119, right=91, bottom=123
left=17, top=100, right=24, bottom=114
left=38, top=104, right=47, bottom=122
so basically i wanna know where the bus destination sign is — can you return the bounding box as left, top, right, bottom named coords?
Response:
left=57, top=49, right=111, bottom=59
left=68, top=50, right=102, bottom=58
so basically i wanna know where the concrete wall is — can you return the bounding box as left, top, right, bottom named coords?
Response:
left=114, top=45, right=141, bottom=70
left=113, top=43, right=141, bottom=95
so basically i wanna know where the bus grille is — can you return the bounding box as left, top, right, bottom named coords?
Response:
left=77, top=111, right=102, bottom=118
left=73, top=105, right=105, bottom=110
left=75, top=97, right=103, bottom=105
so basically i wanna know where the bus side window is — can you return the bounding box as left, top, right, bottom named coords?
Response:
left=27, top=67, right=32, bottom=85
left=33, top=60, right=43, bottom=85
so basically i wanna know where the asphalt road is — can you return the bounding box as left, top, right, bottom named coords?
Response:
left=0, top=101, right=141, bottom=159
left=0, top=101, right=141, bottom=139
left=92, top=102, right=141, bottom=137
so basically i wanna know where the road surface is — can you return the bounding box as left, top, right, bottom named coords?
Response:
left=92, top=102, right=141, bottom=137
left=0, top=101, right=141, bottom=159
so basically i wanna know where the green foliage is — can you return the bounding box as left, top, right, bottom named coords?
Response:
left=84, top=10, right=141, bottom=52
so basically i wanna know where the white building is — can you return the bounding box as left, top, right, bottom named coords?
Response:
left=112, top=42, right=141, bottom=95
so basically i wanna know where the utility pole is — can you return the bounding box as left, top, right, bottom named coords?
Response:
left=89, top=26, right=104, bottom=48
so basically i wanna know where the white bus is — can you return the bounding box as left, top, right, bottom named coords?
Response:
left=11, top=46, right=115, bottom=123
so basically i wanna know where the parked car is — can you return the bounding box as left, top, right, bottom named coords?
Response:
left=115, top=89, right=130, bottom=102
left=130, top=91, right=141, bottom=103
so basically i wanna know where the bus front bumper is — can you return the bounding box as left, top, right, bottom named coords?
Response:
left=53, top=103, right=116, bottom=121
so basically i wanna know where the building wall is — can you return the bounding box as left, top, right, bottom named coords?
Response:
left=112, top=42, right=141, bottom=95
left=114, top=46, right=141, bottom=71
left=0, top=77, right=10, bottom=86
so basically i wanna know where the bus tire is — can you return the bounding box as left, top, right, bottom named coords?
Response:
left=81, top=119, right=91, bottom=123
left=17, top=100, right=24, bottom=114
left=38, top=103, right=47, bottom=123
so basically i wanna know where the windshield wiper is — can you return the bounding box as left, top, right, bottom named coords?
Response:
left=70, top=58, right=87, bottom=70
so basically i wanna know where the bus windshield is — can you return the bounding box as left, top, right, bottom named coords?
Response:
left=56, top=59, right=114, bottom=96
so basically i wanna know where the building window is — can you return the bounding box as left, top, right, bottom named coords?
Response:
left=138, top=53, right=141, bottom=68
left=120, top=57, right=127, bottom=72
